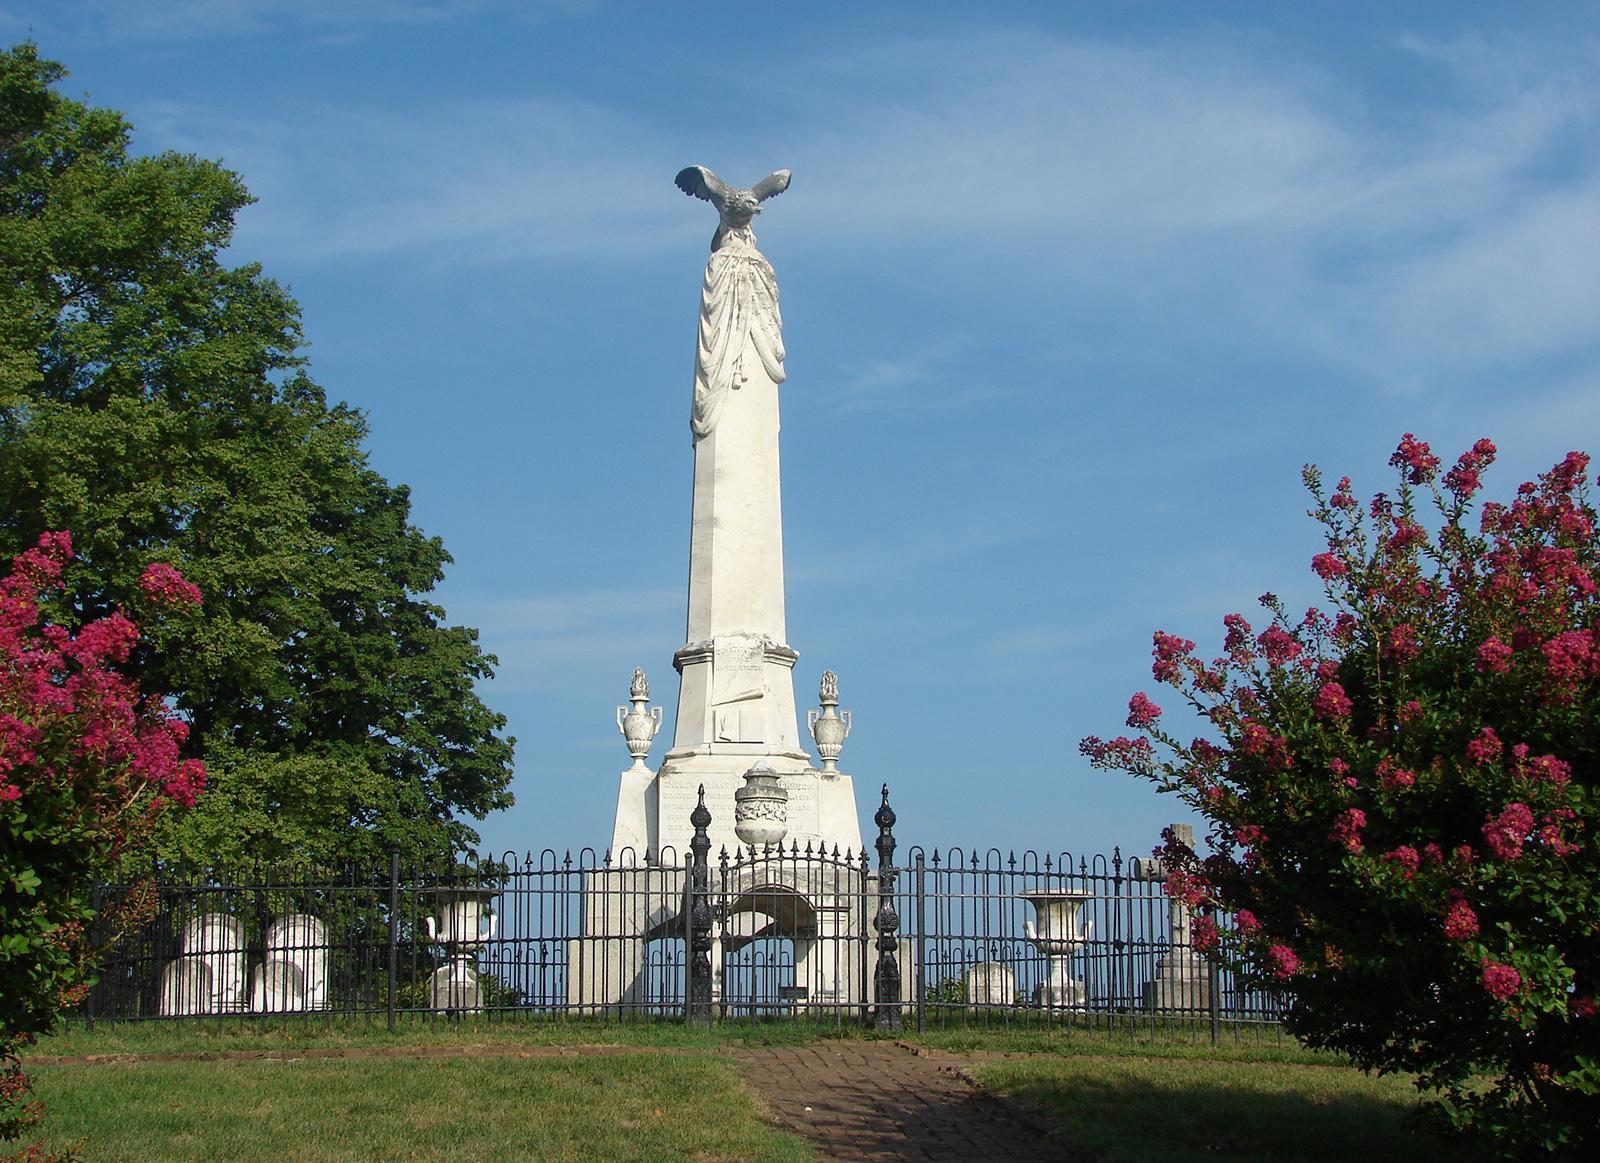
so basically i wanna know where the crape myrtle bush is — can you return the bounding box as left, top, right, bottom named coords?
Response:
left=0, top=532, right=203, bottom=1153
left=1082, top=436, right=1598, bottom=1157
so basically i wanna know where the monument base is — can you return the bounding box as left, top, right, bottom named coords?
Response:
left=1143, top=952, right=1212, bottom=1012
left=610, top=753, right=864, bottom=864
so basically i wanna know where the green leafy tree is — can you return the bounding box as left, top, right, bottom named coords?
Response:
left=1083, top=436, right=1598, bottom=1157
left=0, top=44, right=514, bottom=869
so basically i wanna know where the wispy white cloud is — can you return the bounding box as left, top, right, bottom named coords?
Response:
left=87, top=17, right=1597, bottom=427
left=450, top=587, right=679, bottom=695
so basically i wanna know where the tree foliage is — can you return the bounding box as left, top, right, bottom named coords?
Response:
left=0, top=44, right=514, bottom=869
left=1, top=533, right=204, bottom=1149
left=1084, top=435, right=1599, bottom=1156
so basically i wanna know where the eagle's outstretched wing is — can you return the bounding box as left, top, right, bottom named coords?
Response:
left=675, top=165, right=731, bottom=210
left=750, top=170, right=791, bottom=202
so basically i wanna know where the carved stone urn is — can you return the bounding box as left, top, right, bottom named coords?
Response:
left=734, top=760, right=789, bottom=848
left=616, top=667, right=663, bottom=771
left=1023, top=889, right=1093, bottom=1009
left=807, top=670, right=851, bottom=773
left=425, top=885, right=499, bottom=1013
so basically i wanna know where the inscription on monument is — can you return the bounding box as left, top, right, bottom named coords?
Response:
left=712, top=637, right=766, bottom=743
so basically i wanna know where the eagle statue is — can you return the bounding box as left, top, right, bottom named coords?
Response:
left=675, top=165, right=792, bottom=251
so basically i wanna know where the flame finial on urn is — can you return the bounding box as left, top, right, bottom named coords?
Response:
left=617, top=667, right=664, bottom=771
left=808, top=670, right=851, bottom=774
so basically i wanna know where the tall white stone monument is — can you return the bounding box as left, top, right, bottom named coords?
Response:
left=570, top=167, right=871, bottom=1014
left=608, top=164, right=865, bottom=863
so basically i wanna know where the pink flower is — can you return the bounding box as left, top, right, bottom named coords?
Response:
left=1191, top=915, right=1219, bottom=953
left=1126, top=692, right=1162, bottom=730
left=1152, top=631, right=1195, bottom=682
left=64, top=613, right=139, bottom=667
left=1378, top=759, right=1416, bottom=790
left=1542, top=631, right=1593, bottom=686
left=1398, top=699, right=1423, bottom=724
left=1443, top=439, right=1495, bottom=499
left=1164, top=869, right=1206, bottom=909
left=1382, top=846, right=1420, bottom=879
left=1422, top=843, right=1443, bottom=865
left=1481, top=959, right=1522, bottom=1001
left=1330, top=808, right=1366, bottom=854
left=1386, top=623, right=1419, bottom=665
left=1570, top=996, right=1597, bottom=1019
left=1235, top=909, right=1262, bottom=936
left=0, top=782, right=19, bottom=802
left=1223, top=614, right=1254, bottom=661
left=1266, top=944, right=1299, bottom=980
left=1391, top=433, right=1440, bottom=485
left=1443, top=896, right=1479, bottom=939
left=1257, top=625, right=1301, bottom=667
left=1312, top=552, right=1347, bottom=580
left=1482, top=803, right=1535, bottom=861
left=137, top=562, right=202, bottom=608
left=1313, top=682, right=1353, bottom=720
left=1233, top=824, right=1265, bottom=849
left=1466, top=727, right=1502, bottom=765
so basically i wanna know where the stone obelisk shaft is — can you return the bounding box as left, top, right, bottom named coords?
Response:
left=668, top=242, right=805, bottom=762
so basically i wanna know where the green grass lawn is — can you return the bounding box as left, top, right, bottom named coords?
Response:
left=29, top=1053, right=812, bottom=1162
left=977, top=1055, right=1486, bottom=1163
left=23, top=1018, right=1484, bottom=1162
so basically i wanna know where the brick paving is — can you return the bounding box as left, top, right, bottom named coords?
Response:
left=729, top=1042, right=1088, bottom=1162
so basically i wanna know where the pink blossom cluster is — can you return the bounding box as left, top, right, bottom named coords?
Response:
left=1377, top=758, right=1415, bottom=790
left=1443, top=894, right=1479, bottom=939
left=1313, top=682, right=1352, bottom=720
left=1126, top=691, right=1162, bottom=730
left=1312, top=552, right=1347, bottom=580
left=1330, top=808, right=1366, bottom=854
left=1476, top=636, right=1513, bottom=674
left=1381, top=846, right=1420, bottom=879
left=1257, top=625, right=1301, bottom=667
left=1151, top=631, right=1195, bottom=682
left=1482, top=803, right=1535, bottom=861
left=1481, top=959, right=1522, bottom=1001
left=1266, top=944, right=1300, bottom=980
left=1466, top=727, right=1502, bottom=765
left=0, top=532, right=205, bottom=811
left=1443, top=438, right=1497, bottom=500
left=1390, top=433, right=1441, bottom=484
left=137, top=562, right=202, bottom=608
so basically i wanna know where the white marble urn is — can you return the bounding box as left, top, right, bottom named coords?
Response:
left=1023, top=889, right=1093, bottom=1009
left=616, top=667, right=664, bottom=770
left=425, top=885, right=499, bottom=952
left=807, top=670, right=851, bottom=773
left=734, top=760, right=789, bottom=848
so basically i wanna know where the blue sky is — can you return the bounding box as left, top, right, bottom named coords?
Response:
left=6, top=1, right=1598, bottom=861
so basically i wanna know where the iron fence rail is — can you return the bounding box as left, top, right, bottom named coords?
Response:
left=83, top=836, right=1283, bottom=1039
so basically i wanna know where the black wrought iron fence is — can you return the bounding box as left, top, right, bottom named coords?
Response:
left=899, top=845, right=1283, bottom=1039
left=79, top=790, right=1285, bottom=1040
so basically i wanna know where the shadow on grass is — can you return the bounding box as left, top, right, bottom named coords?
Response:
left=980, top=1058, right=1486, bottom=1163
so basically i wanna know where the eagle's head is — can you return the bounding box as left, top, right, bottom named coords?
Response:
left=722, top=191, right=761, bottom=227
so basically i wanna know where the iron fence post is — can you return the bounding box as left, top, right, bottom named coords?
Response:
left=873, top=784, right=902, bottom=1031
left=687, top=785, right=714, bottom=1023
left=387, top=848, right=399, bottom=1032
left=1207, top=906, right=1221, bottom=1046
left=914, top=851, right=926, bottom=1036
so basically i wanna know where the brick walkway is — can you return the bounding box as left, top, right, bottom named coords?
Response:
left=729, top=1042, right=1087, bottom=1162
